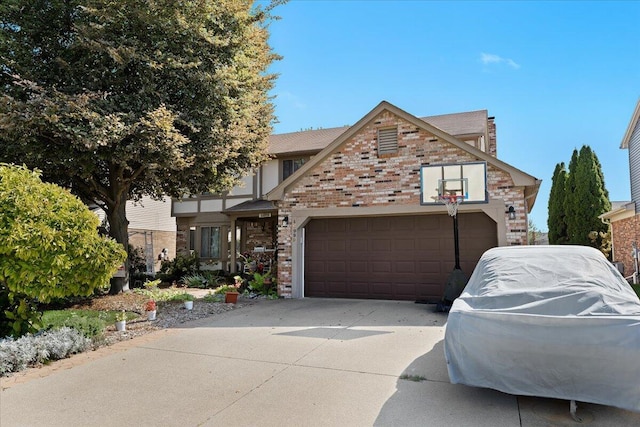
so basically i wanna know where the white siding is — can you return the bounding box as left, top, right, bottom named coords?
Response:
left=262, top=159, right=279, bottom=196
left=127, top=196, right=176, bottom=232
left=228, top=174, right=254, bottom=196
left=630, top=119, right=640, bottom=213
left=200, top=199, right=224, bottom=212
left=173, top=200, right=199, bottom=215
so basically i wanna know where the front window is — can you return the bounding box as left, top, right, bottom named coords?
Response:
left=283, top=158, right=306, bottom=180
left=200, top=226, right=221, bottom=258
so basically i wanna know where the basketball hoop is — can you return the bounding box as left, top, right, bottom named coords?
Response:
left=439, top=194, right=464, bottom=217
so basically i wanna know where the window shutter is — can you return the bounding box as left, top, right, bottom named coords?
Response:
left=378, top=127, right=398, bottom=155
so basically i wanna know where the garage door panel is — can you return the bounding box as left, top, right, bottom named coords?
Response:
left=395, top=261, right=415, bottom=273
left=347, top=219, right=368, bottom=232
left=372, top=261, right=392, bottom=273
left=349, top=281, right=370, bottom=295
left=306, top=261, right=327, bottom=274
left=349, top=239, right=368, bottom=252
left=371, top=217, right=393, bottom=232
left=370, top=282, right=393, bottom=297
left=327, top=221, right=347, bottom=233
left=416, top=238, right=443, bottom=252
left=348, top=261, right=367, bottom=273
left=324, top=281, right=348, bottom=296
left=394, top=283, right=417, bottom=299
left=371, top=239, right=391, bottom=251
left=306, top=239, right=326, bottom=253
left=326, top=261, right=346, bottom=273
left=394, top=239, right=416, bottom=251
left=305, top=213, right=496, bottom=301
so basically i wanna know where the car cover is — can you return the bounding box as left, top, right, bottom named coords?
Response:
left=444, top=245, right=640, bottom=412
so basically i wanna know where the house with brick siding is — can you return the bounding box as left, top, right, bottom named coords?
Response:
left=172, top=101, right=541, bottom=301
left=600, top=98, right=640, bottom=281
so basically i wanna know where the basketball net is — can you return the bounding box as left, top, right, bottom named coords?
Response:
left=440, top=194, right=463, bottom=217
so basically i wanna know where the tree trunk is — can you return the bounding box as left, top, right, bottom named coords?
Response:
left=107, top=193, right=130, bottom=295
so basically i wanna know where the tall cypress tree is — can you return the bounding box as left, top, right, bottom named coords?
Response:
left=548, top=162, right=568, bottom=244
left=573, top=146, right=611, bottom=247
left=563, top=146, right=611, bottom=247
left=564, top=149, right=580, bottom=243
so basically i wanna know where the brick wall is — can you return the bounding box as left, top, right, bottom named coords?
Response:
left=276, top=111, right=525, bottom=297
left=612, top=215, right=640, bottom=278
left=176, top=219, right=190, bottom=256
left=488, top=116, right=497, bottom=157
left=244, top=220, right=276, bottom=252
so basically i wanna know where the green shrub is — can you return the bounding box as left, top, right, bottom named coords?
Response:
left=180, top=273, right=208, bottom=288
left=202, top=292, right=223, bottom=302
left=156, top=252, right=199, bottom=284
left=0, top=164, right=126, bottom=337
left=248, top=272, right=277, bottom=298
left=133, top=286, right=182, bottom=302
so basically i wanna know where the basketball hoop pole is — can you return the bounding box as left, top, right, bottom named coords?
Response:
left=441, top=195, right=462, bottom=270
left=452, top=213, right=461, bottom=270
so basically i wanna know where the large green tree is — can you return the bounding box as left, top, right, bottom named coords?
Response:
left=0, top=0, right=282, bottom=293
left=550, top=146, right=611, bottom=250
left=548, top=162, right=568, bottom=244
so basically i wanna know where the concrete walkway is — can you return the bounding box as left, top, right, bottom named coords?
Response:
left=1, top=298, right=639, bottom=426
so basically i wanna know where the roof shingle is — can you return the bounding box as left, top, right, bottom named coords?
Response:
left=268, top=110, right=488, bottom=155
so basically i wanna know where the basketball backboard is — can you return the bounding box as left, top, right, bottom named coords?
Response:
left=420, top=162, right=488, bottom=205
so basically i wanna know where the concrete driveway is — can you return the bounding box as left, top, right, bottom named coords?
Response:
left=1, top=298, right=639, bottom=426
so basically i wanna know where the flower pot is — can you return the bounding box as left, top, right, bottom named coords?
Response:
left=225, top=291, right=239, bottom=304
left=184, top=300, right=193, bottom=310
left=147, top=310, right=156, bottom=321
left=115, top=320, right=126, bottom=331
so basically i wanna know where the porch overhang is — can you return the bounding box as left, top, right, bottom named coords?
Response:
left=223, top=199, right=278, bottom=220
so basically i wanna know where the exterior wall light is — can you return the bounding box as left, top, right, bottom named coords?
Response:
left=507, top=206, right=516, bottom=220
left=282, top=216, right=289, bottom=227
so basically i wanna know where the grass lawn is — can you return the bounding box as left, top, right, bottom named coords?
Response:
left=42, top=309, right=138, bottom=338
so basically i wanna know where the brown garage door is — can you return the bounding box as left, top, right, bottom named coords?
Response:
left=304, top=213, right=496, bottom=301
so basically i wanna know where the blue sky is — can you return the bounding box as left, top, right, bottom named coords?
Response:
left=264, top=1, right=639, bottom=232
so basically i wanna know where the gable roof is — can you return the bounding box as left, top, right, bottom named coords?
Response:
left=620, top=98, right=640, bottom=149
left=267, top=101, right=541, bottom=210
left=268, top=110, right=488, bottom=156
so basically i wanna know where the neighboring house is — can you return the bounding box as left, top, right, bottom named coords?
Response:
left=600, top=98, right=640, bottom=281
left=95, top=196, right=176, bottom=276
left=172, top=101, right=541, bottom=301
left=127, top=196, right=177, bottom=274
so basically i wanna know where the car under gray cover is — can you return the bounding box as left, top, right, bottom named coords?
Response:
left=444, top=245, right=640, bottom=412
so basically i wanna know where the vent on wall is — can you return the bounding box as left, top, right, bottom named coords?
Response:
left=377, top=127, right=398, bottom=155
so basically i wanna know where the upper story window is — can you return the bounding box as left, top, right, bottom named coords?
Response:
left=377, top=127, right=398, bottom=155
left=283, top=158, right=306, bottom=180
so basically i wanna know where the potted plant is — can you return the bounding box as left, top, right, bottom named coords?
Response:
left=145, top=300, right=157, bottom=321
left=214, top=282, right=241, bottom=304
left=175, top=292, right=195, bottom=309
left=115, top=310, right=127, bottom=331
